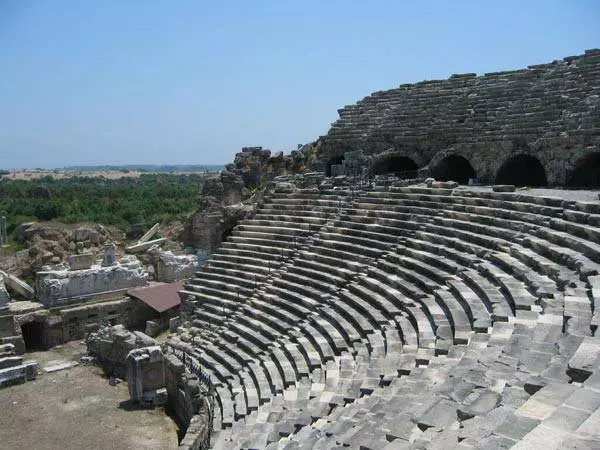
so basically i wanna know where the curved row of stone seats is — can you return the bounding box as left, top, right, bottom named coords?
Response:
left=352, top=188, right=598, bottom=338
left=177, top=186, right=600, bottom=448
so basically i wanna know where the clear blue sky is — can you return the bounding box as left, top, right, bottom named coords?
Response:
left=1, top=1, right=598, bottom=169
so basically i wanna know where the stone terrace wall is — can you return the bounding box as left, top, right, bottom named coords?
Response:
left=317, top=50, right=600, bottom=185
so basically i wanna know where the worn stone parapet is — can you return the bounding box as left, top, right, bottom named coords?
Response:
left=156, top=251, right=199, bottom=283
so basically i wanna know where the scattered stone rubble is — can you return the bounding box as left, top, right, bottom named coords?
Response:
left=0, top=343, right=37, bottom=388
left=86, top=325, right=157, bottom=378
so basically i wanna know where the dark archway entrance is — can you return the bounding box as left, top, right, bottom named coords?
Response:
left=21, top=321, right=45, bottom=351
left=495, top=154, right=547, bottom=186
left=372, top=156, right=418, bottom=177
left=567, top=152, right=600, bottom=188
left=431, top=154, right=476, bottom=184
left=221, top=227, right=234, bottom=243
left=326, top=155, right=344, bottom=177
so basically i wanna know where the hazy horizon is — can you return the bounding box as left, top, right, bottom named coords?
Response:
left=1, top=1, right=598, bottom=169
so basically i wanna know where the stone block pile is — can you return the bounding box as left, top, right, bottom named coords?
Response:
left=170, top=185, right=600, bottom=448
left=0, top=343, right=37, bottom=388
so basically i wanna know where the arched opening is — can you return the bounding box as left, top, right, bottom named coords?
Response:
left=495, top=154, right=547, bottom=187
left=21, top=321, right=45, bottom=351
left=431, top=154, right=476, bottom=184
left=372, top=156, right=419, bottom=177
left=326, top=155, right=344, bottom=177
left=567, top=152, right=600, bottom=188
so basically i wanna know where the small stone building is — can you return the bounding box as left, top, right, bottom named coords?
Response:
left=127, top=283, right=182, bottom=336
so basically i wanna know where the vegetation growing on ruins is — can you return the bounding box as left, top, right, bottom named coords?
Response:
left=0, top=173, right=209, bottom=237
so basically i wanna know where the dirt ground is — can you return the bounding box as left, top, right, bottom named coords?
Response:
left=0, top=341, right=179, bottom=450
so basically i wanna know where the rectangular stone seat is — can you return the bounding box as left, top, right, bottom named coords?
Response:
left=228, top=235, right=298, bottom=250
left=290, top=335, right=322, bottom=370
left=251, top=296, right=304, bottom=326
left=298, top=249, right=362, bottom=273
left=235, top=313, right=280, bottom=342
left=458, top=269, right=511, bottom=322
left=197, top=264, right=268, bottom=283
left=378, top=259, right=439, bottom=294
left=241, top=303, right=289, bottom=335
left=348, top=280, right=403, bottom=318
left=263, top=285, right=319, bottom=313
left=204, top=258, right=271, bottom=276
left=220, top=240, right=295, bottom=258
left=187, top=275, right=255, bottom=296
left=269, top=348, right=297, bottom=387
left=236, top=223, right=314, bottom=236
left=282, top=343, right=310, bottom=379
left=338, top=289, right=388, bottom=326
left=247, top=362, right=273, bottom=403
left=260, top=358, right=284, bottom=394
left=307, top=315, right=349, bottom=355
left=252, top=212, right=328, bottom=225
left=216, top=386, right=235, bottom=428
left=319, top=304, right=363, bottom=343
left=295, top=324, right=335, bottom=363
left=215, top=246, right=284, bottom=262
left=328, top=296, right=375, bottom=337
left=289, top=263, right=348, bottom=288
left=277, top=272, right=334, bottom=298
left=315, top=236, right=384, bottom=260
left=229, top=322, right=272, bottom=350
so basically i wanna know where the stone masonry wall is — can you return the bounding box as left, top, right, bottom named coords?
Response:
left=317, top=50, right=600, bottom=185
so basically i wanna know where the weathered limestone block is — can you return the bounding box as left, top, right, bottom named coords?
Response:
left=68, top=253, right=95, bottom=270
left=126, top=346, right=167, bottom=406
left=156, top=251, right=199, bottom=283
left=1, top=271, right=35, bottom=299
left=102, top=245, right=117, bottom=266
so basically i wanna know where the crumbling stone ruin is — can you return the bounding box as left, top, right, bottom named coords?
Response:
left=35, top=253, right=147, bottom=307
left=126, top=345, right=168, bottom=406
left=315, top=50, right=600, bottom=187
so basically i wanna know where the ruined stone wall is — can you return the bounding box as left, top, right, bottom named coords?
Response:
left=36, top=255, right=147, bottom=307
left=317, top=50, right=600, bottom=185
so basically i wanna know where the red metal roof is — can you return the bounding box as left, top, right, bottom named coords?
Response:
left=127, top=282, right=183, bottom=313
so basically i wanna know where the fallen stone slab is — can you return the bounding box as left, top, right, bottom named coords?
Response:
left=43, top=361, right=78, bottom=373
left=126, top=237, right=167, bottom=253
left=138, top=223, right=160, bottom=244
left=1, top=272, right=35, bottom=299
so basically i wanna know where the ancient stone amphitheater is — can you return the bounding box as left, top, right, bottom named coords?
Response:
left=168, top=52, right=600, bottom=449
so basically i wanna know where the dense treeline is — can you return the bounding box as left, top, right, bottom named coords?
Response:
left=0, top=174, right=208, bottom=236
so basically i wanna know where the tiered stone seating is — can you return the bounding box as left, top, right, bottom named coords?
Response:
left=174, top=186, right=600, bottom=448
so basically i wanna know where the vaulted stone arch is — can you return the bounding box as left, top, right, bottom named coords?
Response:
left=371, top=154, right=419, bottom=176
left=430, top=154, right=477, bottom=184
left=567, top=152, right=600, bottom=188
left=325, top=155, right=345, bottom=177
left=495, top=154, right=547, bottom=186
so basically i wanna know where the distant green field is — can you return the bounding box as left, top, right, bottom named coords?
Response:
left=0, top=173, right=209, bottom=238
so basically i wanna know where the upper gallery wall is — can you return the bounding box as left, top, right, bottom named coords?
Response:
left=316, top=50, right=600, bottom=187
